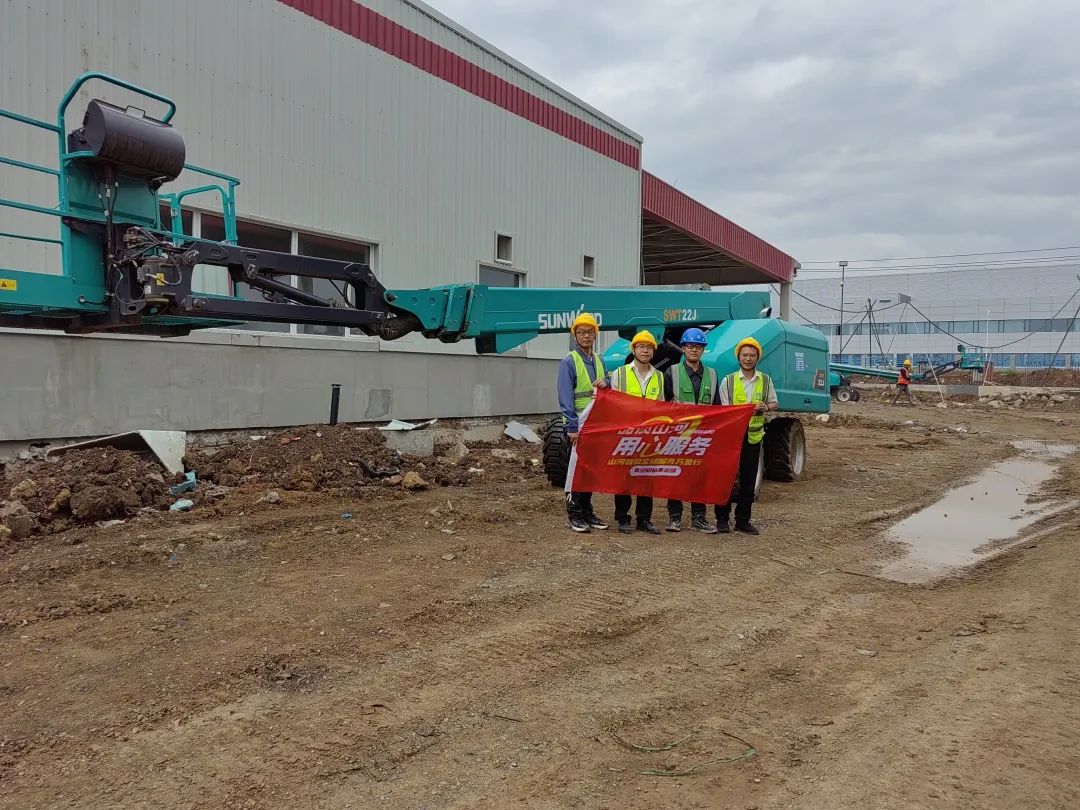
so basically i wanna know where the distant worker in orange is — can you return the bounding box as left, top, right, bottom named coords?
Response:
left=892, top=358, right=916, bottom=406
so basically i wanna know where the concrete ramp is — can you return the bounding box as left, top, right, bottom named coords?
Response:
left=46, top=430, right=187, bottom=475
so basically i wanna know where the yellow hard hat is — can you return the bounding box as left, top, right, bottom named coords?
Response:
left=734, top=337, right=763, bottom=359
left=570, top=312, right=599, bottom=333
left=630, top=330, right=657, bottom=349
left=903, top=358, right=912, bottom=366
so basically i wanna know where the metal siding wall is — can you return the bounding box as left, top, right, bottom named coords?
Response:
left=0, top=0, right=642, bottom=363
left=362, top=0, right=638, bottom=147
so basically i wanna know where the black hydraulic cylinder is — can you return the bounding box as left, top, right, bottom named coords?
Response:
left=244, top=273, right=330, bottom=307
left=329, top=384, right=342, bottom=426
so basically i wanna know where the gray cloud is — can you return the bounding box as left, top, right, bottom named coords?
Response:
left=434, top=0, right=1080, bottom=264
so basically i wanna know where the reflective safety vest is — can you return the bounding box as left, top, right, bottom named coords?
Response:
left=674, top=362, right=716, bottom=405
left=898, top=367, right=911, bottom=386
left=727, top=371, right=769, bottom=444
left=612, top=364, right=664, bottom=400
left=568, top=350, right=606, bottom=417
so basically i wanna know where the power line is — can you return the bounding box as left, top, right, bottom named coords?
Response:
left=786, top=285, right=905, bottom=316
left=771, top=284, right=894, bottom=324
left=801, top=245, right=1080, bottom=265
left=777, top=283, right=1080, bottom=352
left=1042, top=282, right=1080, bottom=382
left=905, top=287, right=1080, bottom=350
left=797, top=256, right=1080, bottom=274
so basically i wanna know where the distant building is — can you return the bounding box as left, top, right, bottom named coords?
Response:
left=775, top=264, right=1080, bottom=369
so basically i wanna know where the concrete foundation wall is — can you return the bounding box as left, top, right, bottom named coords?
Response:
left=1, top=330, right=559, bottom=442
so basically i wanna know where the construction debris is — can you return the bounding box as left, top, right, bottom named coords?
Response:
left=504, top=420, right=541, bottom=443
left=184, top=425, right=535, bottom=493
left=977, top=390, right=1076, bottom=409
left=0, top=446, right=172, bottom=536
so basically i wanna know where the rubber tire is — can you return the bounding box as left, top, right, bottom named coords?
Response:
left=851, top=388, right=861, bottom=402
left=542, top=415, right=571, bottom=488
left=763, top=418, right=806, bottom=482
left=835, top=386, right=854, bottom=403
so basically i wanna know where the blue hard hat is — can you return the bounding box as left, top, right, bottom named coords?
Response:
left=680, top=327, right=707, bottom=346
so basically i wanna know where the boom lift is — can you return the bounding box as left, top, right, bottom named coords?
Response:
left=1, top=74, right=830, bottom=489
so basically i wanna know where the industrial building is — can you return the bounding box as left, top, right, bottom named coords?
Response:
left=0, top=0, right=795, bottom=445
left=773, top=264, right=1080, bottom=370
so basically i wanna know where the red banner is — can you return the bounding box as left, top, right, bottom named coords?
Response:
left=568, top=387, right=754, bottom=502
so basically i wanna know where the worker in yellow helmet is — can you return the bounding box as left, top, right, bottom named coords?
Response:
left=609, top=330, right=665, bottom=534
left=559, top=312, right=610, bottom=533
left=714, top=336, right=777, bottom=535
left=892, top=358, right=916, bottom=406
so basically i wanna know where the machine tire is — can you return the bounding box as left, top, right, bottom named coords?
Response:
left=763, top=418, right=806, bottom=482
left=542, top=416, right=571, bottom=488
left=835, top=386, right=854, bottom=403
left=851, top=388, right=861, bottom=402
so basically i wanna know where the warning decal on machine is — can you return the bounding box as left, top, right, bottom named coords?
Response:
left=0, top=279, right=17, bottom=291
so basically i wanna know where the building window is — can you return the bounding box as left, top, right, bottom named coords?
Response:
left=479, top=263, right=523, bottom=287
left=201, top=214, right=292, bottom=333
left=157, top=204, right=193, bottom=238
left=495, top=233, right=513, bottom=264
left=296, top=231, right=372, bottom=338
left=582, top=255, right=596, bottom=283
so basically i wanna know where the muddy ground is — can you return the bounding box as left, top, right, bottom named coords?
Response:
left=2, top=401, right=1078, bottom=809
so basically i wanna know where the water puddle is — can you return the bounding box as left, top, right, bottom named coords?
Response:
left=878, top=440, right=1078, bottom=584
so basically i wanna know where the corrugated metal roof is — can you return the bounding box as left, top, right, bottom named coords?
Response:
left=642, top=171, right=797, bottom=285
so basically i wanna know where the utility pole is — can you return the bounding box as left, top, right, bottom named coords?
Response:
left=838, top=260, right=848, bottom=360
left=867, top=298, right=874, bottom=366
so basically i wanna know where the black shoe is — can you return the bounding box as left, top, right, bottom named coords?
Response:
left=637, top=520, right=661, bottom=535
left=666, top=518, right=682, bottom=532
left=568, top=516, right=591, bottom=533
left=691, top=516, right=718, bottom=534
left=734, top=520, right=759, bottom=535
left=586, top=514, right=609, bottom=530
left=717, top=520, right=731, bottom=534
left=617, top=519, right=633, bottom=534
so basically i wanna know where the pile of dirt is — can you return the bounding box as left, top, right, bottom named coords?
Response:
left=989, top=368, right=1080, bottom=388
left=0, top=448, right=172, bottom=540
left=183, top=425, right=540, bottom=494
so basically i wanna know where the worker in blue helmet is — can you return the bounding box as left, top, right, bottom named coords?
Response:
left=662, top=327, right=718, bottom=534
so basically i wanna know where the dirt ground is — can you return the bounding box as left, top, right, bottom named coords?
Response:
left=2, top=401, right=1079, bottom=809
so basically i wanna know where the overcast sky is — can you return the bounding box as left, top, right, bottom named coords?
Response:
left=433, top=0, right=1080, bottom=267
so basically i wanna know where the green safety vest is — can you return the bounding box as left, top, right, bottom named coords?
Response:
left=728, top=371, right=770, bottom=444
left=612, top=364, right=664, bottom=401
left=674, top=362, right=716, bottom=405
left=568, top=350, right=606, bottom=417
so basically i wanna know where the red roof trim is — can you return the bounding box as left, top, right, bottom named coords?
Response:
left=276, top=0, right=640, bottom=169
left=642, top=171, right=796, bottom=284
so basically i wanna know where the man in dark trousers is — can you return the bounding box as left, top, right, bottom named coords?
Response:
left=558, top=312, right=609, bottom=533
left=892, top=358, right=916, bottom=405
left=715, top=337, right=778, bottom=535
left=609, top=330, right=665, bottom=535
left=664, top=328, right=718, bottom=534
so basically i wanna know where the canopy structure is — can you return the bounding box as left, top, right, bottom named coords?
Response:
left=642, top=171, right=798, bottom=287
